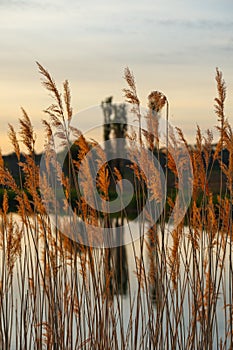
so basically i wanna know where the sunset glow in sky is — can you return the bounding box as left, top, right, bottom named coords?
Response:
left=1, top=0, right=233, bottom=153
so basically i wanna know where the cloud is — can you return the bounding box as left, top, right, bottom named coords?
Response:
left=0, top=0, right=80, bottom=12
left=0, top=0, right=35, bottom=8
left=157, top=18, right=233, bottom=30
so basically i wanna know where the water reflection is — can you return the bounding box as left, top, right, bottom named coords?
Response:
left=103, top=218, right=129, bottom=298
left=113, top=243, right=129, bottom=296
left=1, top=215, right=230, bottom=349
left=147, top=224, right=161, bottom=306
left=103, top=219, right=162, bottom=304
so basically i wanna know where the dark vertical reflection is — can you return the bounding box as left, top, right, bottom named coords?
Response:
left=113, top=217, right=129, bottom=296
left=148, top=224, right=161, bottom=307
left=103, top=217, right=129, bottom=298
left=114, top=218, right=129, bottom=295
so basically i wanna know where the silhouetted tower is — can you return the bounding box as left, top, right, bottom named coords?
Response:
left=101, top=97, right=127, bottom=169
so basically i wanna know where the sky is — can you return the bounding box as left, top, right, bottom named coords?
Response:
left=0, top=0, right=233, bottom=154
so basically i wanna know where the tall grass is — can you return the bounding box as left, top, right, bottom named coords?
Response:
left=0, top=64, right=232, bottom=349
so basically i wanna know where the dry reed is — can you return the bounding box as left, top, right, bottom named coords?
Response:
left=0, top=65, right=232, bottom=349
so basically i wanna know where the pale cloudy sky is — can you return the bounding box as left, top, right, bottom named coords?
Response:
left=0, top=0, right=233, bottom=153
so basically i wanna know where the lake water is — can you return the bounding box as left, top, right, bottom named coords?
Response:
left=0, top=214, right=232, bottom=349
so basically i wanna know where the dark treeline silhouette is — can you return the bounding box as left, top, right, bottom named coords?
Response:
left=0, top=144, right=229, bottom=212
